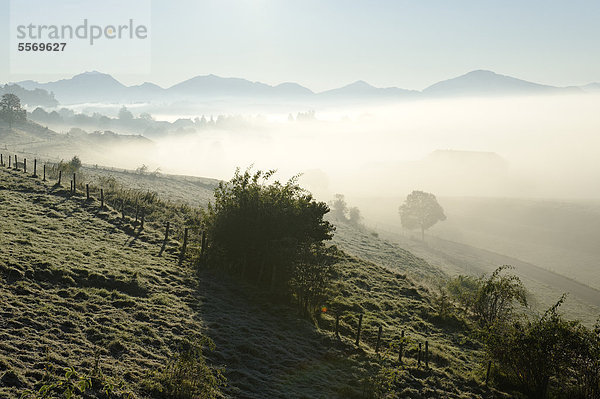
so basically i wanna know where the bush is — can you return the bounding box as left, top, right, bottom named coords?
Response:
left=447, top=266, right=527, bottom=327
left=203, top=168, right=336, bottom=311
left=143, top=337, right=224, bottom=399
left=46, top=156, right=83, bottom=180
left=447, top=275, right=480, bottom=315
left=473, top=266, right=527, bottom=327
left=484, top=296, right=600, bottom=398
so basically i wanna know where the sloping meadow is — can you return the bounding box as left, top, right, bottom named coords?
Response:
left=0, top=164, right=499, bottom=398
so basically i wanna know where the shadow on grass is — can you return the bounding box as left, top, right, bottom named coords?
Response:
left=191, top=269, right=366, bottom=398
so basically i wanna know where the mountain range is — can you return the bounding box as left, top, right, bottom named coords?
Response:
left=12, top=70, right=597, bottom=105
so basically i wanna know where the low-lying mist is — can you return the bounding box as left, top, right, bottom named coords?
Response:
left=86, top=93, right=600, bottom=203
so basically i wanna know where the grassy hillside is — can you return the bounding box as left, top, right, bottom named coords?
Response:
left=0, top=121, right=151, bottom=170
left=349, top=195, right=600, bottom=325
left=78, top=165, right=218, bottom=208
left=0, top=164, right=502, bottom=398
left=355, top=195, right=600, bottom=290
left=0, top=166, right=211, bottom=397
left=435, top=197, right=600, bottom=288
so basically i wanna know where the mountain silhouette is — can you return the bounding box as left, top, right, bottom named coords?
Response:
left=422, top=70, right=580, bottom=96
left=13, top=70, right=589, bottom=104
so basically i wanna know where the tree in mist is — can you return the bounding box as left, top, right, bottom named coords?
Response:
left=0, top=93, right=26, bottom=128
left=329, top=194, right=348, bottom=221
left=399, top=190, right=446, bottom=240
left=296, top=110, right=315, bottom=121
left=118, top=106, right=134, bottom=121
left=69, top=155, right=82, bottom=170
left=348, top=207, right=363, bottom=227
left=139, top=112, right=154, bottom=121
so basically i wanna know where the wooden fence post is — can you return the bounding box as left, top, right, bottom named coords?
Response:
left=8, top=154, right=11, bottom=168
left=1, top=154, right=3, bottom=166
left=86, top=184, right=89, bottom=200
left=485, top=360, right=492, bottom=385
left=33, top=159, right=37, bottom=177
left=23, top=158, right=26, bottom=173
left=355, top=314, right=363, bottom=346
left=100, top=189, right=104, bottom=209
left=73, top=173, right=76, bottom=193
left=121, top=199, right=125, bottom=219
left=418, top=342, right=422, bottom=367
left=43, top=164, right=46, bottom=181
left=179, top=227, right=188, bottom=264
left=58, top=170, right=62, bottom=185
left=425, top=340, right=429, bottom=368
left=375, top=325, right=383, bottom=353
left=398, top=330, right=405, bottom=363
left=159, top=222, right=170, bottom=256
left=14, top=155, right=17, bottom=170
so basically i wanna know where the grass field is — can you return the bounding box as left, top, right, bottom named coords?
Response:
left=0, top=163, right=504, bottom=398
left=349, top=195, right=600, bottom=325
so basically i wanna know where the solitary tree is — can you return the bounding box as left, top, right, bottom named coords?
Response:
left=329, top=194, right=348, bottom=222
left=0, top=93, right=26, bottom=128
left=348, top=206, right=362, bottom=226
left=69, top=155, right=82, bottom=170
left=118, top=106, right=134, bottom=121
left=399, top=190, right=446, bottom=240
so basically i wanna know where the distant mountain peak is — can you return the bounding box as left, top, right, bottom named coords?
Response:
left=422, top=69, right=574, bottom=96
left=73, top=71, right=114, bottom=79
left=465, top=69, right=496, bottom=76
left=79, top=70, right=104, bottom=75
left=347, top=80, right=373, bottom=88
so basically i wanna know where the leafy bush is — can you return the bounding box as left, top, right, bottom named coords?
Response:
left=473, top=266, right=527, bottom=327
left=143, top=337, right=225, bottom=399
left=446, top=275, right=480, bottom=315
left=20, top=351, right=134, bottom=399
left=485, top=296, right=600, bottom=398
left=447, top=266, right=527, bottom=327
left=203, top=168, right=336, bottom=312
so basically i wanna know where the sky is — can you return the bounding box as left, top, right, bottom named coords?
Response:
left=1, top=0, right=599, bottom=91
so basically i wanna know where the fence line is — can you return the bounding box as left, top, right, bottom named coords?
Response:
left=0, top=153, right=209, bottom=267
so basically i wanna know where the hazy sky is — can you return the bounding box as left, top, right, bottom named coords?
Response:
left=1, top=0, right=599, bottom=90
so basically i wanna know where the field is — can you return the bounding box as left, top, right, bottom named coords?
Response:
left=351, top=195, right=600, bottom=325
left=0, top=162, right=503, bottom=398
